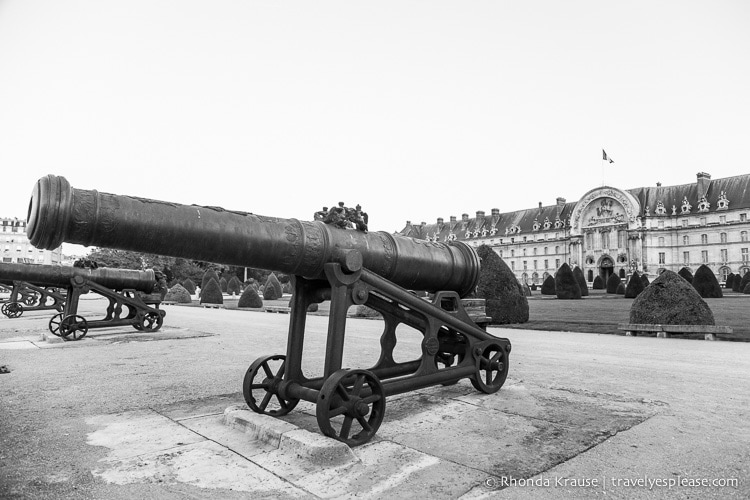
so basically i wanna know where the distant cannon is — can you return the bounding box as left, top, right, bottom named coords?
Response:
left=0, top=261, right=164, bottom=341
left=27, top=174, right=510, bottom=444
left=0, top=276, right=66, bottom=318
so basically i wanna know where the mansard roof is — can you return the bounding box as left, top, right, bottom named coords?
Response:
left=627, top=173, right=750, bottom=216
left=398, top=172, right=750, bottom=241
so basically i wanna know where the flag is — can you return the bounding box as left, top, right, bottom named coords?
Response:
left=602, top=149, right=614, bottom=163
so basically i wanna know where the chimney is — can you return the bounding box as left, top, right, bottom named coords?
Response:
left=450, top=216, right=456, bottom=223
left=491, top=208, right=500, bottom=216
left=437, top=217, right=444, bottom=225
left=462, top=213, right=469, bottom=222
left=476, top=211, right=485, bottom=219
left=697, top=172, right=711, bottom=197
left=556, top=197, right=566, bottom=210
left=656, top=182, right=662, bottom=187
left=538, top=201, right=543, bottom=209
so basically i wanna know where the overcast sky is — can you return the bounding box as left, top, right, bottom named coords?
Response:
left=1, top=1, right=749, bottom=255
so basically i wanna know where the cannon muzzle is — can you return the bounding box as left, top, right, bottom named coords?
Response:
left=0, top=262, right=156, bottom=293
left=28, top=175, right=480, bottom=296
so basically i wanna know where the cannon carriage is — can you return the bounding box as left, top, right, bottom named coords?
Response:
left=0, top=261, right=164, bottom=341
left=27, top=175, right=510, bottom=444
left=0, top=275, right=67, bottom=319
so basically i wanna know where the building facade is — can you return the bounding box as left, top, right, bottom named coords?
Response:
left=399, top=172, right=750, bottom=285
left=1, top=217, right=62, bottom=265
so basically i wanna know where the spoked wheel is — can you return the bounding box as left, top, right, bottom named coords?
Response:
left=48, top=313, right=64, bottom=336
left=243, top=355, right=298, bottom=417
left=2, top=302, right=23, bottom=319
left=137, top=312, right=163, bottom=332
left=316, top=369, right=385, bottom=446
left=59, top=315, right=89, bottom=341
left=470, top=342, right=510, bottom=394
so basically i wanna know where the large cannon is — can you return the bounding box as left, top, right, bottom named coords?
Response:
left=0, top=261, right=165, bottom=340
left=28, top=174, right=511, bottom=445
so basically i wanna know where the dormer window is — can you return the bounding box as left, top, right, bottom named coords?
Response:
left=697, top=196, right=710, bottom=213
left=681, top=196, right=692, bottom=214
left=716, top=191, right=729, bottom=210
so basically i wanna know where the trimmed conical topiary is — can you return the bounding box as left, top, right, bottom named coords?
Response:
left=263, top=273, right=283, bottom=300
left=227, top=276, right=242, bottom=296
left=740, top=272, right=750, bottom=294
left=624, top=270, right=645, bottom=298
left=678, top=267, right=693, bottom=284
left=744, top=283, right=750, bottom=294
left=541, top=275, right=556, bottom=295
left=592, top=275, right=604, bottom=290
left=724, top=273, right=735, bottom=289
left=732, top=273, right=742, bottom=292
left=238, top=285, right=263, bottom=308
left=641, top=274, right=650, bottom=287
left=200, top=278, right=224, bottom=305
left=219, top=277, right=228, bottom=293
left=164, top=284, right=192, bottom=304
left=630, top=270, right=714, bottom=325
left=201, top=269, right=220, bottom=290
left=182, top=278, right=196, bottom=295
left=616, top=282, right=626, bottom=295
left=692, top=264, right=723, bottom=298
left=606, top=273, right=621, bottom=294
left=554, top=263, right=581, bottom=299
left=475, top=245, right=529, bottom=323
left=572, top=266, right=589, bottom=297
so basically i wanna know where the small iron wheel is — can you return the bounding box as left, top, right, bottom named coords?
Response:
left=48, top=313, right=64, bottom=336
left=138, top=312, right=163, bottom=332
left=316, top=369, right=385, bottom=446
left=2, top=302, right=23, bottom=319
left=59, top=315, right=89, bottom=341
left=470, top=342, right=509, bottom=394
left=243, top=355, right=298, bottom=416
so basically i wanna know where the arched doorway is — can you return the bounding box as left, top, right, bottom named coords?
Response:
left=599, top=256, right=614, bottom=283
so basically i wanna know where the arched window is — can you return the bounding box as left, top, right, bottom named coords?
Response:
left=719, top=266, right=730, bottom=283
left=619, top=268, right=626, bottom=278
left=587, top=270, right=593, bottom=282
left=701, top=234, right=708, bottom=245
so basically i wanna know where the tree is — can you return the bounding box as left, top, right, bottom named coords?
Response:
left=740, top=272, right=750, bottom=294
left=264, top=273, right=283, bottom=300
left=616, top=282, right=626, bottom=295
left=641, top=274, right=650, bottom=287
left=692, top=265, right=723, bottom=298
left=592, top=275, right=604, bottom=290
left=86, top=248, right=143, bottom=269
left=732, top=273, right=742, bottom=292
left=219, top=277, right=228, bottom=293
left=182, top=278, right=196, bottom=295
left=237, top=286, right=263, bottom=308
left=199, top=278, right=223, bottom=305
left=474, top=245, right=529, bottom=323
left=541, top=275, right=556, bottom=295
left=164, top=284, right=192, bottom=304
left=554, top=263, right=581, bottom=299
left=606, top=273, right=621, bottom=294
left=227, top=276, right=242, bottom=296
left=724, top=272, right=735, bottom=289
left=572, top=266, right=589, bottom=297
left=678, top=267, right=693, bottom=284
left=630, top=271, right=714, bottom=326
left=201, top=269, right=221, bottom=290
left=625, top=270, right=645, bottom=298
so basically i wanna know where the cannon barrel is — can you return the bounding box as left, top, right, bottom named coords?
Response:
left=0, top=262, right=156, bottom=293
left=27, top=175, right=480, bottom=296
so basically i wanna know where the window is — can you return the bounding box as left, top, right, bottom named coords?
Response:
left=601, top=232, right=610, bottom=248
left=522, top=248, right=527, bottom=257
left=659, top=252, right=665, bottom=264
left=533, top=247, right=537, bottom=255
left=741, top=231, right=748, bottom=242
left=658, top=220, right=664, bottom=229
left=523, top=261, right=527, bottom=271
left=701, top=250, right=708, bottom=263
left=555, top=258, right=560, bottom=269
left=658, top=237, right=665, bottom=246
left=720, top=233, right=727, bottom=244
left=720, top=215, right=726, bottom=224
left=587, top=270, right=593, bottom=282
left=683, top=251, right=689, bottom=264
left=682, top=219, right=689, bottom=227
left=511, top=249, right=515, bottom=257
left=741, top=213, right=747, bottom=222
left=683, top=235, right=689, bottom=245
left=742, top=248, right=748, bottom=262
left=720, top=267, right=730, bottom=282
left=533, top=260, right=538, bottom=269
left=585, top=233, right=593, bottom=249
left=544, top=247, right=548, bottom=255
left=544, top=259, right=549, bottom=269
left=499, top=250, right=503, bottom=258
left=721, top=249, right=728, bottom=262
left=511, top=261, right=515, bottom=270
left=523, top=236, right=527, bottom=242
left=555, top=246, right=560, bottom=254
left=618, top=230, right=626, bottom=248
left=701, top=234, right=708, bottom=245
left=700, top=217, right=706, bottom=226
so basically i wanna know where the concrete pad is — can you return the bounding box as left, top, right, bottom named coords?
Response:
left=0, top=340, right=39, bottom=349
left=178, top=414, right=276, bottom=459
left=87, top=409, right=206, bottom=462
left=91, top=439, right=312, bottom=498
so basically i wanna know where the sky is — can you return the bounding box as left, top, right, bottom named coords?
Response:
left=1, top=1, right=749, bottom=256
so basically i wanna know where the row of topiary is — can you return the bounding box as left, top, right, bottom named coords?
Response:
left=164, top=270, right=286, bottom=306
left=538, top=263, right=735, bottom=300
left=724, top=271, right=750, bottom=293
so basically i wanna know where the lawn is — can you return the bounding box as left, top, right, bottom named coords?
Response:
left=501, top=289, right=750, bottom=341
